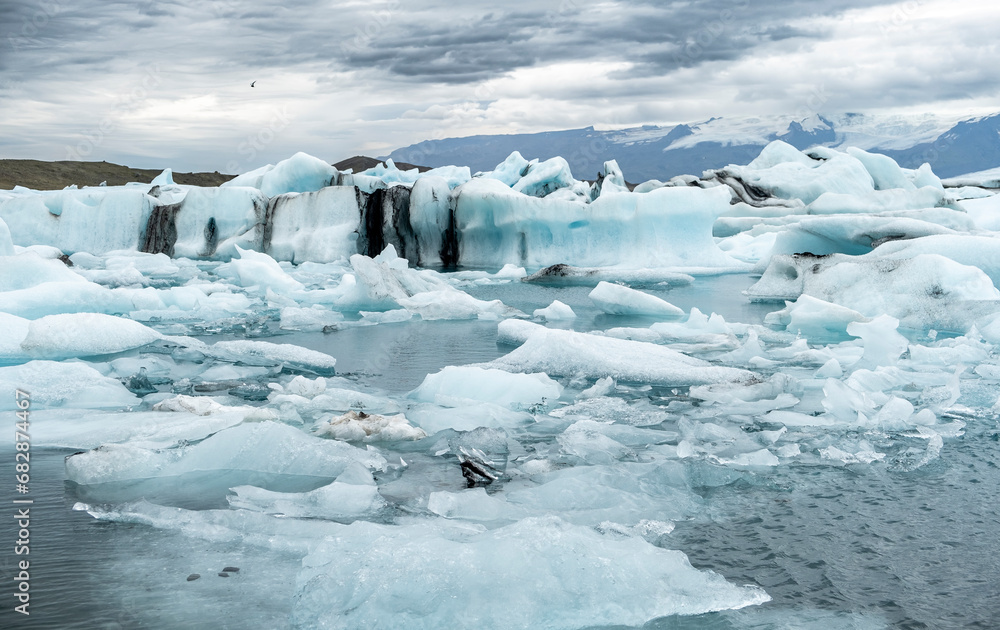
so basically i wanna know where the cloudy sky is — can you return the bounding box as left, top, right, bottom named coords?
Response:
left=1, top=0, right=997, bottom=172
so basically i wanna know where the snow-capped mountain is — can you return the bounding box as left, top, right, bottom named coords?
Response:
left=386, top=112, right=1000, bottom=182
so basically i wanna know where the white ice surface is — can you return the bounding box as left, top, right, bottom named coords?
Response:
left=589, top=281, right=684, bottom=318
left=293, top=516, right=769, bottom=630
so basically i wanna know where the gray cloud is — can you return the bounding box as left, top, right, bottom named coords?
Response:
left=0, top=0, right=996, bottom=172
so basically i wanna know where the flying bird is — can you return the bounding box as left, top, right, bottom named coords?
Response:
left=250, top=81, right=256, bottom=88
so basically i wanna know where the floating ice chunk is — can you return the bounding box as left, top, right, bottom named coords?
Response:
left=22, top=244, right=68, bottom=259
left=411, top=365, right=562, bottom=409
left=332, top=248, right=516, bottom=317
left=820, top=444, right=885, bottom=464
left=149, top=168, right=174, bottom=187
left=407, top=403, right=533, bottom=434
left=316, top=410, right=426, bottom=442
left=907, top=162, right=944, bottom=190
left=0, top=251, right=85, bottom=291
left=523, top=264, right=694, bottom=287
left=874, top=396, right=916, bottom=430
left=223, top=152, right=336, bottom=196
left=423, top=164, right=471, bottom=188
left=758, top=215, right=955, bottom=267
left=224, top=246, right=304, bottom=293
left=228, top=463, right=385, bottom=519
left=722, top=448, right=780, bottom=467
left=806, top=186, right=945, bottom=215
left=0, top=361, right=139, bottom=410
left=557, top=421, right=636, bottom=465
left=449, top=427, right=511, bottom=487
left=488, top=322, right=755, bottom=387
left=496, top=318, right=543, bottom=346
left=397, top=289, right=521, bottom=320
left=749, top=253, right=1000, bottom=332
left=821, top=378, right=877, bottom=424
left=285, top=375, right=327, bottom=398
left=75, top=499, right=333, bottom=557
left=860, top=234, right=1000, bottom=288
left=512, top=156, right=576, bottom=197
left=589, top=281, right=684, bottom=318
left=533, top=300, right=576, bottom=320
left=360, top=309, right=412, bottom=324
left=205, top=339, right=337, bottom=375
left=30, top=405, right=252, bottom=450
left=153, top=395, right=231, bottom=416
left=551, top=396, right=670, bottom=428
left=270, top=384, right=399, bottom=417
left=815, top=358, right=843, bottom=379
left=427, top=488, right=520, bottom=522
left=279, top=306, right=346, bottom=331
left=601, top=159, right=629, bottom=192
left=960, top=193, right=1000, bottom=230
left=721, top=142, right=874, bottom=205
left=0, top=280, right=139, bottom=319
left=846, top=315, right=909, bottom=367
left=76, top=263, right=147, bottom=288
left=20, top=313, right=163, bottom=359
left=579, top=376, right=616, bottom=399
left=717, top=328, right=775, bottom=366
left=293, top=516, right=770, bottom=629
left=483, top=151, right=531, bottom=187
left=764, top=410, right=838, bottom=427
left=765, top=295, right=871, bottom=339
left=597, top=520, right=675, bottom=545
left=747, top=139, right=819, bottom=169
left=357, top=158, right=419, bottom=185
left=65, top=421, right=385, bottom=486
left=845, top=147, right=916, bottom=191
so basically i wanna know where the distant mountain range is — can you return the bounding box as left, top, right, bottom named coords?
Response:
left=386, top=113, right=1000, bottom=182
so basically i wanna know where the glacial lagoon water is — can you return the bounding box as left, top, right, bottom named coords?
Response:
left=3, top=274, right=1000, bottom=629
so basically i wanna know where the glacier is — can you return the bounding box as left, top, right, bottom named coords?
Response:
left=5, top=140, right=1000, bottom=629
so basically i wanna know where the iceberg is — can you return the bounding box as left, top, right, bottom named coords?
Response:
left=0, top=251, right=85, bottom=291
left=266, top=186, right=360, bottom=264
left=228, top=463, right=386, bottom=519
left=170, top=186, right=268, bottom=259
left=0, top=188, right=158, bottom=254
left=523, top=264, right=694, bottom=287
left=316, top=410, right=427, bottom=442
left=589, top=281, right=684, bottom=318
left=65, top=421, right=385, bottom=487
left=410, top=365, right=562, bottom=409
left=454, top=179, right=745, bottom=270
left=0, top=361, right=139, bottom=410
left=19, top=313, right=163, bottom=359
left=748, top=253, right=1000, bottom=332
left=292, top=516, right=769, bottom=630
left=221, top=246, right=304, bottom=293
left=222, top=152, right=336, bottom=196
left=533, top=299, right=576, bottom=320
left=487, top=321, right=756, bottom=386
left=204, top=339, right=338, bottom=375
